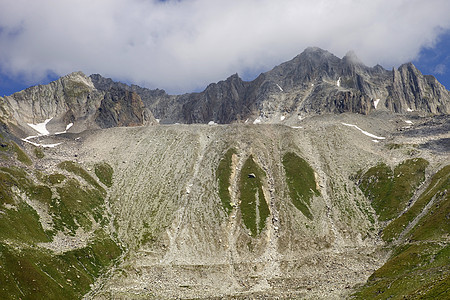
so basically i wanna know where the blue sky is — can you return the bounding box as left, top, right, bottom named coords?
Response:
left=413, top=30, right=450, bottom=90
left=1, top=0, right=450, bottom=96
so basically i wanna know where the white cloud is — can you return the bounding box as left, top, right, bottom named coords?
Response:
left=434, top=64, right=446, bottom=75
left=0, top=0, right=450, bottom=94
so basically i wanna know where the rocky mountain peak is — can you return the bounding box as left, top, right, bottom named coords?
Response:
left=300, top=46, right=336, bottom=58
left=293, top=47, right=341, bottom=70
left=0, top=71, right=154, bottom=137
left=58, top=71, right=95, bottom=90
left=342, top=50, right=363, bottom=65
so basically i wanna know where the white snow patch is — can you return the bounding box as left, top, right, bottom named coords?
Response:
left=253, top=117, right=261, bottom=124
left=336, top=77, right=341, bottom=87
left=372, top=140, right=380, bottom=143
left=24, top=117, right=62, bottom=147
left=298, top=115, right=305, bottom=121
left=208, top=121, right=217, bottom=125
left=280, top=115, right=286, bottom=121
left=404, top=120, right=413, bottom=124
left=290, top=126, right=302, bottom=129
left=311, top=83, right=314, bottom=87
left=66, top=123, right=73, bottom=131
left=55, top=123, right=75, bottom=135
left=244, top=119, right=249, bottom=124
left=276, top=84, right=284, bottom=92
left=373, top=99, right=380, bottom=109
left=155, top=119, right=160, bottom=124
left=407, top=107, right=414, bottom=112
left=341, top=123, right=385, bottom=140
left=27, top=118, right=52, bottom=136
left=22, top=138, right=62, bottom=148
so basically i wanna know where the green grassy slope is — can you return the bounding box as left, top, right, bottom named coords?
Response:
left=282, top=152, right=319, bottom=219
left=353, top=164, right=449, bottom=299
left=216, top=148, right=237, bottom=214
left=239, top=155, right=270, bottom=236
left=0, top=130, right=121, bottom=299
left=357, top=158, right=428, bottom=222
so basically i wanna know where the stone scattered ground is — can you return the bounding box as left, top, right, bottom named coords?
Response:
left=32, top=112, right=448, bottom=299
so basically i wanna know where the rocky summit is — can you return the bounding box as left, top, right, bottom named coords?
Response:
left=0, top=47, right=448, bottom=299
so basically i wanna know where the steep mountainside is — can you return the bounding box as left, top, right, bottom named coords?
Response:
left=0, top=72, right=155, bottom=139
left=90, top=47, right=450, bottom=124
left=0, top=47, right=448, bottom=299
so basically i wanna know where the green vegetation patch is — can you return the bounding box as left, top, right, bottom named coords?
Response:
left=282, top=152, right=319, bottom=219
left=0, top=167, right=34, bottom=205
left=0, top=155, right=121, bottom=299
left=353, top=243, right=449, bottom=299
left=408, top=174, right=449, bottom=242
left=47, top=173, right=66, bottom=185
left=0, top=164, right=105, bottom=239
left=356, top=158, right=429, bottom=221
left=0, top=169, right=51, bottom=242
left=0, top=202, right=51, bottom=243
left=383, top=165, right=450, bottom=242
left=216, top=148, right=237, bottom=214
left=34, top=147, right=44, bottom=159
left=29, top=185, right=52, bottom=205
left=0, top=171, right=19, bottom=205
left=53, top=178, right=105, bottom=232
left=11, top=141, right=32, bottom=165
left=386, top=143, right=403, bottom=150
left=58, top=161, right=105, bottom=195
left=239, top=155, right=269, bottom=236
left=354, top=164, right=449, bottom=299
left=0, top=233, right=121, bottom=299
left=94, top=162, right=114, bottom=187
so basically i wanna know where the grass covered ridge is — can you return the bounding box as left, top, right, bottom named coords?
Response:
left=239, top=155, right=270, bottom=236
left=58, top=161, right=105, bottom=195
left=383, top=165, right=450, bottom=242
left=356, top=158, right=429, bottom=221
left=282, top=152, right=319, bottom=220
left=0, top=159, right=121, bottom=299
left=354, top=164, right=449, bottom=299
left=94, top=162, right=114, bottom=187
left=353, top=243, right=449, bottom=299
left=0, top=137, right=32, bottom=166
left=216, top=148, right=237, bottom=214
left=0, top=233, right=121, bottom=299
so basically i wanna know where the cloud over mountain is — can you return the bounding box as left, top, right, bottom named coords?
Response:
left=1, top=0, right=450, bottom=93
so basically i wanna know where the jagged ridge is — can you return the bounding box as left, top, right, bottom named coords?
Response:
left=1, top=47, right=448, bottom=137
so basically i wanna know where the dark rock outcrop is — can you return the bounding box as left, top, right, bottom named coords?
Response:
left=94, top=88, right=154, bottom=128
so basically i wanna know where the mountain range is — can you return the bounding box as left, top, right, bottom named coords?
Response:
left=0, top=47, right=448, bottom=299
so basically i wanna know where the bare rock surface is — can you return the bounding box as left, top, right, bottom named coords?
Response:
left=40, top=112, right=443, bottom=299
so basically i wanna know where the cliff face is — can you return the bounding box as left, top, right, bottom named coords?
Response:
left=89, top=47, right=449, bottom=124
left=94, top=87, right=154, bottom=128
left=387, top=63, right=450, bottom=114
left=0, top=72, right=154, bottom=136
